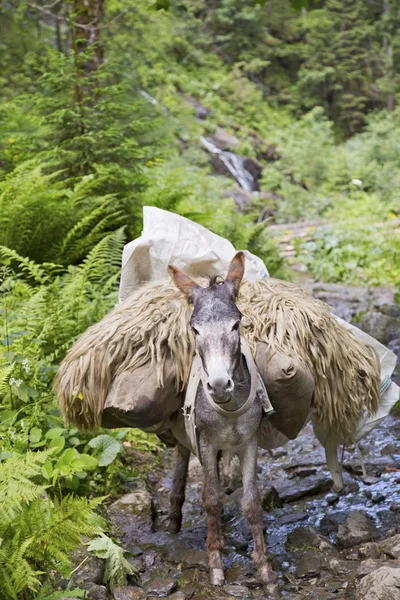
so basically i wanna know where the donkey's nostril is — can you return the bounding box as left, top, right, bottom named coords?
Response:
left=226, top=378, right=234, bottom=392
left=206, top=382, right=214, bottom=393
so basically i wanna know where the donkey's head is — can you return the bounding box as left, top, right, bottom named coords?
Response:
left=169, top=252, right=245, bottom=403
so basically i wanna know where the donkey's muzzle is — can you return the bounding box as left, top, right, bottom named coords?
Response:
left=206, top=377, right=234, bottom=403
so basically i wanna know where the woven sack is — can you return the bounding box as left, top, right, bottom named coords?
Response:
left=255, top=343, right=315, bottom=440
left=101, top=357, right=182, bottom=430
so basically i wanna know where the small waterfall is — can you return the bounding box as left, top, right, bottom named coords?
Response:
left=200, top=136, right=258, bottom=192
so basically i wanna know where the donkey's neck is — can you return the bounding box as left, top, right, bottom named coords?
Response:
left=222, top=352, right=251, bottom=412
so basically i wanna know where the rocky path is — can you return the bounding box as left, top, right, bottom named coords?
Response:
left=72, top=282, right=400, bottom=600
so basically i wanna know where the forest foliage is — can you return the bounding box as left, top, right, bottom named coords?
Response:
left=0, top=0, right=400, bottom=597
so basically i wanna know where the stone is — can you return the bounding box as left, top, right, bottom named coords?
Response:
left=168, top=594, right=186, bottom=600
left=380, top=534, right=400, bottom=558
left=145, top=576, right=178, bottom=597
left=356, top=566, right=400, bottom=599
left=274, top=474, right=332, bottom=502
left=112, top=489, right=153, bottom=518
left=295, top=550, right=325, bottom=578
left=184, top=95, right=210, bottom=120
left=223, top=584, right=252, bottom=597
left=325, top=557, right=352, bottom=576
left=113, top=587, right=147, bottom=600
left=160, top=545, right=208, bottom=569
left=319, top=511, right=353, bottom=537
left=337, top=511, right=379, bottom=547
left=88, top=585, right=109, bottom=600
left=358, top=543, right=381, bottom=560
left=356, top=311, right=400, bottom=345
left=287, top=526, right=334, bottom=553
left=262, top=485, right=282, bottom=510
left=70, top=545, right=104, bottom=589
left=277, top=512, right=308, bottom=525
left=326, top=493, right=339, bottom=504
left=357, top=559, right=386, bottom=579
left=209, top=126, right=240, bottom=150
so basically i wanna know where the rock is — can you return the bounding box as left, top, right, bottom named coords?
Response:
left=274, top=474, right=332, bottom=502
left=379, top=304, right=400, bottom=318
left=286, top=526, right=334, bottom=553
left=357, top=559, right=386, bottom=579
left=356, top=311, right=400, bottom=345
left=209, top=126, right=240, bottom=150
left=70, top=545, right=104, bottom=589
left=356, top=566, right=400, bottom=599
left=113, top=587, right=147, bottom=600
left=223, top=584, right=252, bottom=597
left=295, top=549, right=325, bottom=578
left=380, top=534, right=400, bottom=558
left=224, top=487, right=244, bottom=517
left=325, top=557, right=352, bottom=575
left=262, top=485, right=282, bottom=510
left=112, top=489, right=153, bottom=519
left=358, top=543, right=381, bottom=560
left=88, top=585, right=109, bottom=600
left=168, top=594, right=186, bottom=600
left=319, top=512, right=351, bottom=537
left=337, top=511, right=379, bottom=547
left=184, top=95, right=211, bottom=120
left=277, top=512, right=308, bottom=525
left=160, top=545, right=208, bottom=569
left=326, top=493, right=339, bottom=504
left=145, top=576, right=178, bottom=597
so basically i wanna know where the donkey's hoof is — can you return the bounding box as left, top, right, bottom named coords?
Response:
left=168, top=520, right=181, bottom=534
left=209, top=568, right=225, bottom=586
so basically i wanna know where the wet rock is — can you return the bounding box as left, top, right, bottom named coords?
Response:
left=112, top=488, right=153, bottom=519
left=145, top=576, right=178, bottom=597
left=380, top=534, right=400, bottom=558
left=168, top=594, right=186, bottom=600
left=337, top=511, right=379, bottom=547
left=223, top=584, right=252, bottom=597
left=262, top=485, right=282, bottom=510
left=295, top=549, right=325, bottom=578
left=113, top=587, right=147, bottom=600
left=70, top=544, right=104, bottom=589
left=326, top=493, right=339, bottom=504
left=128, top=557, right=145, bottom=573
left=356, top=566, right=400, bottom=599
left=277, top=511, right=308, bottom=525
left=287, top=526, right=334, bottom=553
left=319, top=512, right=352, bottom=536
left=379, top=303, right=400, bottom=318
left=184, top=95, right=210, bottom=120
left=358, top=543, right=381, bottom=560
left=144, top=551, right=158, bottom=568
left=325, top=557, right=352, bottom=576
left=88, top=586, right=109, bottom=600
left=274, top=474, right=332, bottom=502
left=160, top=545, right=208, bottom=569
left=224, top=486, right=243, bottom=517
left=288, top=468, right=317, bottom=479
left=356, top=311, right=400, bottom=345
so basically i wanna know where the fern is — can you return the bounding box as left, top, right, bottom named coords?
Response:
left=87, top=534, right=136, bottom=589
left=0, top=246, right=52, bottom=285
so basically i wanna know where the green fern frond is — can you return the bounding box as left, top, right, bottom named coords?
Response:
left=87, top=533, right=136, bottom=589
left=81, top=227, right=125, bottom=283
left=0, top=246, right=51, bottom=284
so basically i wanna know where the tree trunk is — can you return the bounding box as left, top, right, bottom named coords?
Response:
left=73, top=0, right=104, bottom=77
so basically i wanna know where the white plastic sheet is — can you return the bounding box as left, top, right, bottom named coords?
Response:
left=119, top=206, right=268, bottom=302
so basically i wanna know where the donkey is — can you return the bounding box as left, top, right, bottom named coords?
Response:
left=167, top=252, right=278, bottom=594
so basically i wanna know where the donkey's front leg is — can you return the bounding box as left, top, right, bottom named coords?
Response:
left=240, top=441, right=278, bottom=593
left=168, top=444, right=190, bottom=534
left=200, top=439, right=225, bottom=586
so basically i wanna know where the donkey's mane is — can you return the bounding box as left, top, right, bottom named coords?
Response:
left=55, top=278, right=380, bottom=436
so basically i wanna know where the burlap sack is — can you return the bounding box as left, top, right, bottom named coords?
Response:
left=255, top=343, right=315, bottom=440
left=101, top=358, right=182, bottom=430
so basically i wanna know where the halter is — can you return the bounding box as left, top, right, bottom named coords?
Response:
left=183, top=337, right=274, bottom=460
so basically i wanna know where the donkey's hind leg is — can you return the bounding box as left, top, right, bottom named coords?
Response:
left=240, top=441, right=278, bottom=594
left=168, top=444, right=190, bottom=534
left=201, top=440, right=225, bottom=586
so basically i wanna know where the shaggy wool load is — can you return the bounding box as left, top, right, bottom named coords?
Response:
left=55, top=278, right=380, bottom=436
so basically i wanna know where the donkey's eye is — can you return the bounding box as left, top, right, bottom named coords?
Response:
left=232, top=321, right=240, bottom=331
left=191, top=326, right=199, bottom=336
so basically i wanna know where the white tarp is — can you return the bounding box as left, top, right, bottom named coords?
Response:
left=119, top=207, right=399, bottom=443
left=119, top=206, right=268, bottom=302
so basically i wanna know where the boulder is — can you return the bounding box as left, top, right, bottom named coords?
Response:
left=356, top=311, right=400, bottom=345
left=286, top=526, right=334, bottom=553
left=70, top=544, right=104, bottom=589
left=356, top=566, right=400, bottom=600
left=262, top=485, right=282, bottom=510
left=295, top=549, right=325, bottom=578
left=319, top=512, right=348, bottom=536
left=145, top=575, right=178, bottom=597
left=337, top=511, right=379, bottom=547
left=113, top=587, right=146, bottom=600
left=380, top=534, right=400, bottom=559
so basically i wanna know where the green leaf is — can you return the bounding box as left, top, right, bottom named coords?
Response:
left=88, top=434, right=121, bottom=466
left=48, top=436, right=65, bottom=455
left=29, top=427, right=42, bottom=443
left=45, top=427, right=66, bottom=439
left=41, top=460, right=53, bottom=480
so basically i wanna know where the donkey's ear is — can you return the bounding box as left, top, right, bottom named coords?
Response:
left=225, top=251, right=245, bottom=297
left=168, top=265, right=199, bottom=299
